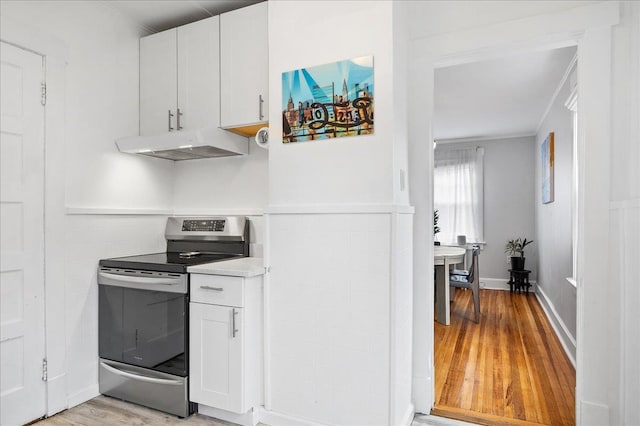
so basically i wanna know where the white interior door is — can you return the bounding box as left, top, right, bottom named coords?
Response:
left=0, top=41, right=47, bottom=425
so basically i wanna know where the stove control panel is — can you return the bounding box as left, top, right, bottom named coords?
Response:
left=182, top=219, right=225, bottom=232
left=166, top=216, right=247, bottom=242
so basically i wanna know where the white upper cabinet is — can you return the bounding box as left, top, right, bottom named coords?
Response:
left=177, top=17, right=220, bottom=132
left=140, top=16, right=220, bottom=136
left=220, top=2, right=268, bottom=133
left=140, top=28, right=177, bottom=135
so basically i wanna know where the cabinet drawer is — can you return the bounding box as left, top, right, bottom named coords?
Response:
left=191, top=274, right=244, bottom=307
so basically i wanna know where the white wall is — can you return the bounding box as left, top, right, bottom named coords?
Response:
left=608, top=2, right=640, bottom=424
left=0, top=0, right=171, bottom=412
left=391, top=212, right=414, bottom=425
left=172, top=142, right=269, bottom=256
left=408, top=2, right=635, bottom=423
left=268, top=213, right=392, bottom=424
left=266, top=1, right=413, bottom=424
left=268, top=2, right=396, bottom=206
left=1, top=1, right=174, bottom=211
left=172, top=143, right=268, bottom=212
left=435, top=137, right=537, bottom=282
left=534, top=61, right=576, bottom=360
left=392, top=1, right=411, bottom=207
left=408, top=1, right=598, bottom=40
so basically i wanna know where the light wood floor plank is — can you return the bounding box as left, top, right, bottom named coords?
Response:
left=434, top=289, right=575, bottom=426
left=33, top=396, right=234, bottom=426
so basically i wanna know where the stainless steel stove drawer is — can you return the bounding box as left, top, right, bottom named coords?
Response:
left=190, top=274, right=244, bottom=307
left=99, top=359, right=189, bottom=418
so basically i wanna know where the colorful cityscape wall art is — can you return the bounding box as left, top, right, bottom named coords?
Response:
left=282, top=56, right=374, bottom=143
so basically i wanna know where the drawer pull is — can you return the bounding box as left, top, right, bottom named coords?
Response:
left=200, top=286, right=224, bottom=291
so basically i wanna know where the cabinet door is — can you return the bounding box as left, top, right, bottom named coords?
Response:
left=140, top=28, right=177, bottom=135
left=177, top=16, right=219, bottom=131
left=190, top=303, right=244, bottom=413
left=220, top=2, right=268, bottom=128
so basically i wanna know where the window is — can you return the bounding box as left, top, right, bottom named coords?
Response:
left=434, top=146, right=484, bottom=244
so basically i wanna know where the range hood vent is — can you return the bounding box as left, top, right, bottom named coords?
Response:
left=115, top=126, right=248, bottom=160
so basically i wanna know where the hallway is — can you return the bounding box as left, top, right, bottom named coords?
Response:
left=433, top=289, right=575, bottom=425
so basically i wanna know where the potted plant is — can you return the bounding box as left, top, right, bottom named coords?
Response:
left=433, top=209, right=441, bottom=245
left=504, top=237, right=533, bottom=270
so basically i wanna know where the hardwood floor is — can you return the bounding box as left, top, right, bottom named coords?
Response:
left=434, top=289, right=575, bottom=426
left=33, top=396, right=233, bottom=426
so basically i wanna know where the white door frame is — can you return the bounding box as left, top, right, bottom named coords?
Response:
left=408, top=2, right=619, bottom=422
left=1, top=15, right=69, bottom=417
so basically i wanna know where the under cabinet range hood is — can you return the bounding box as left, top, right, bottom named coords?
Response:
left=115, top=126, right=248, bottom=161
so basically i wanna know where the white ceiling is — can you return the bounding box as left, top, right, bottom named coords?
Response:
left=434, top=46, right=577, bottom=142
left=103, top=0, right=263, bottom=33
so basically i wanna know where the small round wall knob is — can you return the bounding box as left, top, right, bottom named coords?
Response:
left=255, top=127, right=269, bottom=149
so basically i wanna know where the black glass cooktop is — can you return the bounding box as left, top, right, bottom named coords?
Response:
left=99, top=252, right=242, bottom=273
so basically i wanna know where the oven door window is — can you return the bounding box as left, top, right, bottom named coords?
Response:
left=99, top=285, right=187, bottom=377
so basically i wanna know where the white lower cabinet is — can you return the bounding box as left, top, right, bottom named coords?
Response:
left=189, top=274, right=263, bottom=419
left=190, top=303, right=242, bottom=412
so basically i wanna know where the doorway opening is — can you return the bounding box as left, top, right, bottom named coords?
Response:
left=430, top=45, right=578, bottom=425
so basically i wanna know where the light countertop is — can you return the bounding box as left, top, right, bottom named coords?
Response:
left=187, top=257, right=265, bottom=277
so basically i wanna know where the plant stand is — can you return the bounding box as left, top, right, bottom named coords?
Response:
left=508, top=269, right=532, bottom=293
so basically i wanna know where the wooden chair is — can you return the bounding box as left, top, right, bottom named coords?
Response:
left=449, top=247, right=480, bottom=323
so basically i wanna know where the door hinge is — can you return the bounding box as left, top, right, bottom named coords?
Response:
left=41, top=82, right=47, bottom=106
left=42, top=358, right=48, bottom=381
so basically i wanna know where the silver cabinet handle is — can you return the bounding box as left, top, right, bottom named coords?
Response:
left=200, top=286, right=223, bottom=291
left=259, top=94, right=264, bottom=120
left=168, top=110, right=174, bottom=131
left=232, top=308, right=238, bottom=338
left=177, top=107, right=183, bottom=130
left=100, top=361, right=182, bottom=386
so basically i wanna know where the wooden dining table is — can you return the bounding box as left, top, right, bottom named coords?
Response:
left=434, top=245, right=466, bottom=325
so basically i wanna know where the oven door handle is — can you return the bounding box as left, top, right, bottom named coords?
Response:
left=98, top=271, right=187, bottom=293
left=98, top=271, right=183, bottom=288
left=100, top=361, right=183, bottom=386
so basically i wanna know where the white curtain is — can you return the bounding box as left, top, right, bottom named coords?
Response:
left=434, top=147, right=484, bottom=244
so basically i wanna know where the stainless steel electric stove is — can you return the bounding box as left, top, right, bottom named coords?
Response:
left=97, top=216, right=249, bottom=417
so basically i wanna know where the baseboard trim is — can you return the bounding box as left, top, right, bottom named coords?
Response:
left=46, top=373, right=67, bottom=416
left=579, top=400, right=609, bottom=425
left=198, top=404, right=259, bottom=426
left=535, top=286, right=577, bottom=368
left=480, top=278, right=509, bottom=290
left=400, top=404, right=416, bottom=426
left=413, top=412, right=476, bottom=426
left=480, top=278, right=537, bottom=292
left=67, top=383, right=99, bottom=409
left=257, top=407, right=329, bottom=426
left=256, top=404, right=415, bottom=425
left=412, top=375, right=432, bottom=415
